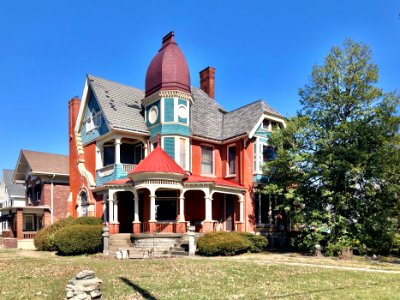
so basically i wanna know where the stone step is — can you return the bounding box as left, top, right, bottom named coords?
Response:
left=169, top=250, right=189, bottom=256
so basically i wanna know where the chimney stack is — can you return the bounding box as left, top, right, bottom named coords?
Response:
left=200, top=67, right=215, bottom=99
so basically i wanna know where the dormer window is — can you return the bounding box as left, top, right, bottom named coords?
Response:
left=263, top=119, right=270, bottom=130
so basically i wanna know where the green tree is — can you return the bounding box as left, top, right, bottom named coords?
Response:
left=264, top=39, right=400, bottom=255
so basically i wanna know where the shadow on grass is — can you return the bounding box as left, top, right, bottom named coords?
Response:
left=118, top=276, right=158, bottom=300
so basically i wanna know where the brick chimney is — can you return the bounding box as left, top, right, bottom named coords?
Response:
left=200, top=67, right=215, bottom=99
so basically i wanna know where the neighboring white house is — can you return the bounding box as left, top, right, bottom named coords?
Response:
left=0, top=169, right=26, bottom=236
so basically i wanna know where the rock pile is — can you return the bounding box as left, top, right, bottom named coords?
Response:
left=65, top=270, right=103, bottom=300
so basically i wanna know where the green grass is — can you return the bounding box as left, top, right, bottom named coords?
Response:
left=0, top=249, right=400, bottom=299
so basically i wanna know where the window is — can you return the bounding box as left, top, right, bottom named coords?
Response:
left=227, top=145, right=236, bottom=175
left=24, top=215, right=34, bottom=231
left=103, top=143, right=115, bottom=166
left=201, top=145, right=213, bottom=175
left=134, top=144, right=144, bottom=164
left=155, top=190, right=177, bottom=221
left=179, top=138, right=187, bottom=169
left=80, top=192, right=88, bottom=217
left=148, top=106, right=158, bottom=124
left=85, top=111, right=102, bottom=132
left=264, top=145, right=277, bottom=162
left=120, top=143, right=135, bottom=164
left=263, top=119, right=270, bottom=130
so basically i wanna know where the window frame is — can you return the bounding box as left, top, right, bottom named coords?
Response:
left=200, top=144, right=214, bottom=176
left=226, top=144, right=237, bottom=177
left=23, top=215, right=35, bottom=231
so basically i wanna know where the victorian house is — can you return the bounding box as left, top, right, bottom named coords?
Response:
left=68, top=32, right=286, bottom=236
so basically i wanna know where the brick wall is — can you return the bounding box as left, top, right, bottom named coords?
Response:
left=41, top=184, right=69, bottom=222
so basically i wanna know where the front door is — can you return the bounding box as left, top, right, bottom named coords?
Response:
left=117, top=192, right=134, bottom=233
left=225, top=197, right=234, bottom=231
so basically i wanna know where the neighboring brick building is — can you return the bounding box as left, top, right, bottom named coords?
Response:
left=0, top=150, right=70, bottom=247
left=69, top=32, right=287, bottom=236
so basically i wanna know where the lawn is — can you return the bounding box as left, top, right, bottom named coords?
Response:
left=0, top=249, right=400, bottom=299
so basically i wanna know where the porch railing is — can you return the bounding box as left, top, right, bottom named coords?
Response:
left=121, top=164, right=137, bottom=174
left=23, top=231, right=36, bottom=239
left=141, top=221, right=187, bottom=234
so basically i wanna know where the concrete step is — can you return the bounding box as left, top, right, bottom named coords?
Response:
left=169, top=250, right=189, bottom=256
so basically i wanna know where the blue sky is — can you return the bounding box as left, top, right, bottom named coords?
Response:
left=0, top=0, right=399, bottom=172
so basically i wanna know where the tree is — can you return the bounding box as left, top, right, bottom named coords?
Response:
left=264, top=39, right=400, bottom=255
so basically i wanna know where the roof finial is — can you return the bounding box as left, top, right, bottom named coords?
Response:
left=156, top=133, right=161, bottom=147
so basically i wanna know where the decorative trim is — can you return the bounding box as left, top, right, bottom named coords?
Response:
left=143, top=90, right=193, bottom=105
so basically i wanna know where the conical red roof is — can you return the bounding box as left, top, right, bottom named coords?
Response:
left=129, top=146, right=186, bottom=175
left=145, top=31, right=191, bottom=97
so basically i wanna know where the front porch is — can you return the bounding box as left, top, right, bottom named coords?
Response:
left=102, top=181, right=246, bottom=235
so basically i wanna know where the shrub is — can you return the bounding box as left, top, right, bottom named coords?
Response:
left=53, top=224, right=103, bottom=255
left=34, top=217, right=103, bottom=251
left=34, top=217, right=74, bottom=251
left=68, top=216, right=103, bottom=226
left=237, top=232, right=268, bottom=253
left=197, top=232, right=252, bottom=256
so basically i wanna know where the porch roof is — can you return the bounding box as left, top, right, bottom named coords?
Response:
left=129, top=146, right=187, bottom=176
left=185, top=175, right=245, bottom=189
left=103, top=178, right=133, bottom=186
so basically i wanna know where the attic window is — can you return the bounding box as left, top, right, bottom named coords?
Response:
left=85, top=112, right=102, bottom=133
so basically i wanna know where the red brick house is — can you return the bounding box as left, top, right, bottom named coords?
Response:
left=0, top=150, right=69, bottom=247
left=68, top=32, right=286, bottom=236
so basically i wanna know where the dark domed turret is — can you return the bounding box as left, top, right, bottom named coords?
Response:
left=145, top=32, right=191, bottom=97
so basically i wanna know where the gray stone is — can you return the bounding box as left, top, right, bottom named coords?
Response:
left=90, top=290, right=102, bottom=298
left=76, top=270, right=95, bottom=280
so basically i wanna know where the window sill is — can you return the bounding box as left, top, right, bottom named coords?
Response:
left=200, top=174, right=216, bottom=177
left=225, top=174, right=236, bottom=179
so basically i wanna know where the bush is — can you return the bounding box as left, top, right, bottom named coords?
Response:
left=34, top=217, right=103, bottom=251
left=53, top=224, right=103, bottom=255
left=34, top=217, right=74, bottom=251
left=68, top=216, right=103, bottom=226
left=197, top=232, right=252, bottom=256
left=237, top=232, right=268, bottom=252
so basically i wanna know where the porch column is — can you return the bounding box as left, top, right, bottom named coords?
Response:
left=149, top=191, right=156, bottom=222
left=108, top=199, right=114, bottom=222
left=102, top=194, right=107, bottom=223
left=257, top=193, right=262, bottom=225
left=205, top=196, right=212, bottom=221
left=268, top=195, right=273, bottom=225
left=133, top=191, right=139, bottom=222
left=113, top=200, right=119, bottom=223
left=239, top=195, right=244, bottom=223
left=115, top=138, right=121, bottom=164
left=179, top=194, right=185, bottom=222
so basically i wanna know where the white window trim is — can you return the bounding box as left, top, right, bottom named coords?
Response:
left=253, top=137, right=274, bottom=174
left=200, top=144, right=215, bottom=176
left=226, top=143, right=237, bottom=177
left=23, top=215, right=34, bottom=231
left=85, top=111, right=102, bottom=133
left=174, top=136, right=190, bottom=171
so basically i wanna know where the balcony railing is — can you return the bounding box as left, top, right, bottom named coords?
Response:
left=23, top=231, right=36, bottom=239
left=121, top=164, right=137, bottom=174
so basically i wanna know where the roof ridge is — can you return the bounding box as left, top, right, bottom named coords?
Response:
left=225, top=99, right=264, bottom=114
left=21, top=149, right=68, bottom=157
left=87, top=74, right=144, bottom=92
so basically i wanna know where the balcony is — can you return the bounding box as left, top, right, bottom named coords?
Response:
left=96, top=163, right=138, bottom=186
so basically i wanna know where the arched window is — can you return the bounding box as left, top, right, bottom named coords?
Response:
left=80, top=191, right=88, bottom=216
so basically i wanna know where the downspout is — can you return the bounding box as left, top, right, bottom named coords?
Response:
left=50, top=174, right=55, bottom=224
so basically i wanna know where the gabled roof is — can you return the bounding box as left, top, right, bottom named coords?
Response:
left=87, top=75, right=149, bottom=135
left=129, top=146, right=187, bottom=176
left=1, top=169, right=25, bottom=198
left=14, top=150, right=69, bottom=181
left=83, top=76, right=284, bottom=141
left=222, top=99, right=284, bottom=139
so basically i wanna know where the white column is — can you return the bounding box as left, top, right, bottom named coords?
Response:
left=179, top=194, right=185, bottom=222
left=115, top=138, right=121, bottom=164
left=108, top=199, right=114, bottom=222
left=205, top=196, right=212, bottom=221
left=149, top=191, right=156, bottom=222
left=113, top=200, right=119, bottom=223
left=239, top=195, right=244, bottom=222
left=102, top=194, right=107, bottom=223
left=133, top=191, right=139, bottom=222
left=257, top=193, right=262, bottom=225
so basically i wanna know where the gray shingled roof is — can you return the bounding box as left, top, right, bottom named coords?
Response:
left=191, top=87, right=225, bottom=140
left=87, top=76, right=283, bottom=141
left=2, top=169, right=25, bottom=197
left=88, top=75, right=149, bottom=135
left=221, top=100, right=284, bottom=139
